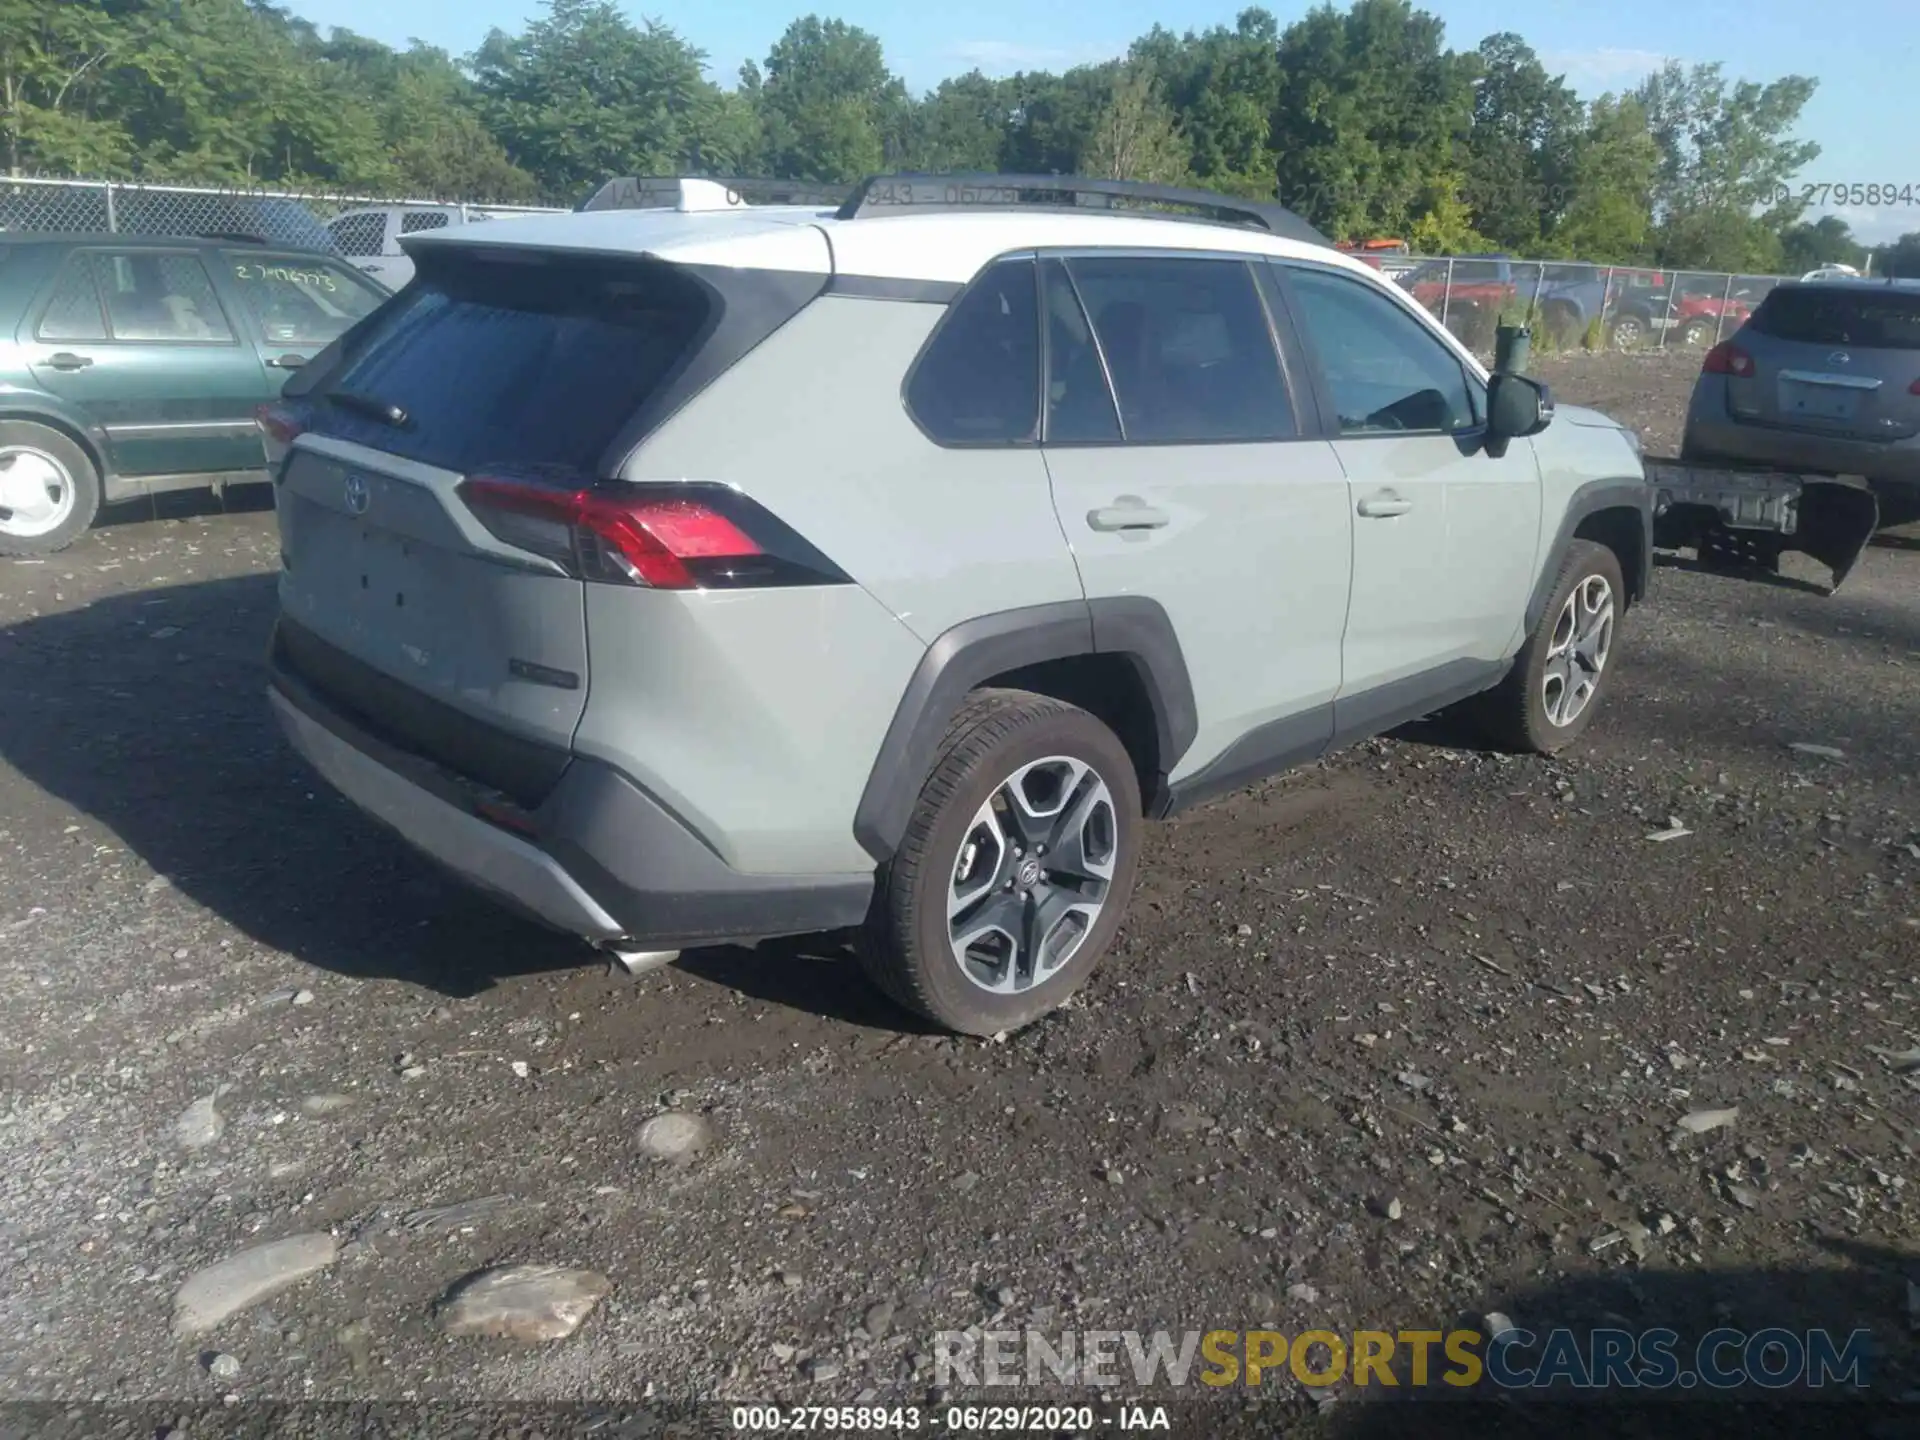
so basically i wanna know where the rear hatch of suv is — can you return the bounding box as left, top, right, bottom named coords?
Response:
left=1722, top=285, right=1920, bottom=443
left=265, top=245, right=742, bottom=810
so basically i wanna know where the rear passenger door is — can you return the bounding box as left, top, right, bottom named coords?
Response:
left=1038, top=251, right=1352, bottom=787
left=23, top=247, right=266, bottom=479
left=1275, top=262, right=1541, bottom=730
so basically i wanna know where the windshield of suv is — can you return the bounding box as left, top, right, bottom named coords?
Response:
left=307, top=249, right=712, bottom=473
left=1751, top=287, right=1920, bottom=350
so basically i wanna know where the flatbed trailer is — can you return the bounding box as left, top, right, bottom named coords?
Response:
left=1646, top=462, right=1881, bottom=593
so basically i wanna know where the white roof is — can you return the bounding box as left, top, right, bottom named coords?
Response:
left=406, top=201, right=1374, bottom=286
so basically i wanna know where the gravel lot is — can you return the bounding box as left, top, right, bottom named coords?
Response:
left=2, top=349, right=1916, bottom=1434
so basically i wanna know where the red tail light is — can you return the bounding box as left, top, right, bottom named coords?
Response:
left=1909, top=376, right=1920, bottom=395
left=1702, top=342, right=1754, bottom=378
left=457, top=474, right=848, bottom=591
left=257, top=402, right=308, bottom=477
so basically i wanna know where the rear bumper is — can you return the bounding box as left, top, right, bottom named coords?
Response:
left=1684, top=403, right=1920, bottom=494
left=268, top=643, right=875, bottom=949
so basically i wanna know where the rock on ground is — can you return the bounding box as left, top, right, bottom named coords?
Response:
left=171, top=1233, right=339, bottom=1337
left=437, top=1264, right=611, bottom=1343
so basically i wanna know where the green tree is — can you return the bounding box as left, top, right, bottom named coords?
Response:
left=0, top=0, right=129, bottom=174
left=109, top=0, right=395, bottom=187
left=1543, top=95, right=1660, bottom=262
left=1269, top=0, right=1477, bottom=240
left=1461, top=33, right=1581, bottom=250
left=473, top=0, right=724, bottom=200
left=904, top=71, right=1011, bottom=173
left=383, top=51, right=539, bottom=200
left=1132, top=9, right=1282, bottom=197
left=1778, top=214, right=1866, bottom=274
left=1634, top=60, right=1819, bottom=269
left=754, top=16, right=910, bottom=182
left=1408, top=170, right=1491, bottom=253
left=1081, top=61, right=1189, bottom=186
left=1000, top=64, right=1116, bottom=176
left=1871, top=231, right=1920, bottom=278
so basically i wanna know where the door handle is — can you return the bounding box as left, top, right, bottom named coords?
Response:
left=1357, top=492, right=1413, bottom=519
left=44, top=352, right=93, bottom=371
left=1087, top=502, right=1170, bottom=532
left=266, top=353, right=308, bottom=369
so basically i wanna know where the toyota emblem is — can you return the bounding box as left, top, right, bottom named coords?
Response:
left=343, top=471, right=370, bottom=516
left=1829, top=351, right=1851, bottom=366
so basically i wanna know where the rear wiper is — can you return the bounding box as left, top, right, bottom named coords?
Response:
left=326, top=390, right=410, bottom=429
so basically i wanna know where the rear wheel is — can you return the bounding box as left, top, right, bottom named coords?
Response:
left=859, top=689, right=1142, bottom=1036
left=0, top=420, right=100, bottom=557
left=1478, top=540, right=1625, bottom=755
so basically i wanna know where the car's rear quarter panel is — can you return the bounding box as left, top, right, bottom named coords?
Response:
left=593, top=293, right=1083, bottom=876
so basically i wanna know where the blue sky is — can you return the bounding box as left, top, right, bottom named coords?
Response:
left=295, top=0, right=1917, bottom=244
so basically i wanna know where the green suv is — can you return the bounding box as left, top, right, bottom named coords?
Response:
left=0, top=233, right=388, bottom=555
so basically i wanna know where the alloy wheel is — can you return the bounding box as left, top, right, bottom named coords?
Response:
left=1542, top=575, right=1615, bottom=728
left=947, top=755, right=1118, bottom=995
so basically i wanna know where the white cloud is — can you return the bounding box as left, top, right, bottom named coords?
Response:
left=1541, top=47, right=1673, bottom=93
left=944, top=39, right=1125, bottom=75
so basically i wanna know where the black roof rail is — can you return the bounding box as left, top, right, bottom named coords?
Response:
left=196, top=230, right=269, bottom=245
left=834, top=173, right=1331, bottom=246
left=577, top=176, right=856, bottom=213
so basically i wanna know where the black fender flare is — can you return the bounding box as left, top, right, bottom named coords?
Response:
left=1525, top=478, right=1654, bottom=634
left=852, top=597, right=1197, bottom=863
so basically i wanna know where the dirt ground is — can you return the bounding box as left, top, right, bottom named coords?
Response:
left=1, top=348, right=1916, bottom=1436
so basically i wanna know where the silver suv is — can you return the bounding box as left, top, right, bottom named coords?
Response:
left=261, top=174, right=1652, bottom=1036
left=1682, top=277, right=1920, bottom=528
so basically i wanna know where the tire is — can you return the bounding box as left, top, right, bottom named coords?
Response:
left=1679, top=318, right=1716, bottom=348
left=859, top=687, right=1143, bottom=1036
left=0, top=420, right=101, bottom=557
left=1609, top=313, right=1648, bottom=351
left=1478, top=540, right=1626, bottom=755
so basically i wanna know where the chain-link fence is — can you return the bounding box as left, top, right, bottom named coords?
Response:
left=4, top=176, right=1793, bottom=356
left=1376, top=255, right=1788, bottom=356
left=0, top=176, right=563, bottom=256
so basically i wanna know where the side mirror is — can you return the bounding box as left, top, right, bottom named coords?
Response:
left=1486, top=372, right=1554, bottom=443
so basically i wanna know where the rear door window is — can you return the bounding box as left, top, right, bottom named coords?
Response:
left=225, top=254, right=385, bottom=346
left=310, top=250, right=713, bottom=473
left=37, top=255, right=109, bottom=341
left=1064, top=254, right=1294, bottom=444
left=1751, top=287, right=1920, bottom=349
left=1041, top=258, right=1120, bottom=443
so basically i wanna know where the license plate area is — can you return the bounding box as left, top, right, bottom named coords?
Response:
left=1777, top=370, right=1876, bottom=423
left=353, top=525, right=447, bottom=675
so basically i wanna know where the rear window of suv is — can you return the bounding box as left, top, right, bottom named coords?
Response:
left=310, top=250, right=712, bottom=473
left=1751, top=287, right=1920, bottom=350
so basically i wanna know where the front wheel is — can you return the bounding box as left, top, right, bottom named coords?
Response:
left=1679, top=317, right=1716, bottom=348
left=859, top=689, right=1142, bottom=1036
left=1608, top=313, right=1649, bottom=351
left=1478, top=540, right=1626, bottom=755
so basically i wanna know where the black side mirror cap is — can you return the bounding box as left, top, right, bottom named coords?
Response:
left=1487, top=372, right=1554, bottom=441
